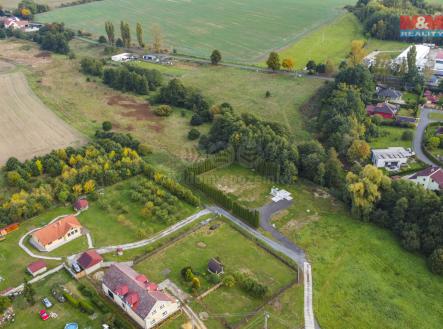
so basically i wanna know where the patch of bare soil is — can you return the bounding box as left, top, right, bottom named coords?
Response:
left=271, top=210, right=289, bottom=223
left=281, top=214, right=321, bottom=233
left=196, top=242, right=207, bottom=249
left=216, top=184, right=236, bottom=194
left=35, top=51, right=52, bottom=58
left=108, top=95, right=164, bottom=132
left=314, top=188, right=330, bottom=199
left=270, top=298, right=283, bottom=312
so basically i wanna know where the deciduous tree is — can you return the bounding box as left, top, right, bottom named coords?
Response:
left=281, top=58, right=294, bottom=70
left=266, top=52, right=280, bottom=71
left=210, top=49, right=222, bottom=65
left=136, top=22, right=145, bottom=48
left=105, top=21, right=115, bottom=44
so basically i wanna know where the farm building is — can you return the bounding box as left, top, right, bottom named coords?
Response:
left=394, top=44, right=430, bottom=71
left=111, top=53, right=138, bottom=62
left=102, top=264, right=180, bottom=329
left=371, top=147, right=415, bottom=170
left=0, top=223, right=19, bottom=236
left=366, top=102, right=399, bottom=119
left=30, top=215, right=83, bottom=252
left=27, top=260, right=47, bottom=277
left=434, top=51, right=443, bottom=75
left=76, top=250, right=103, bottom=274
left=407, top=166, right=443, bottom=191
left=73, top=198, right=89, bottom=211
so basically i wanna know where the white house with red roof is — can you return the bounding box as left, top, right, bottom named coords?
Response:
left=102, top=264, right=180, bottom=329
left=407, top=166, right=443, bottom=191
left=29, top=215, right=83, bottom=252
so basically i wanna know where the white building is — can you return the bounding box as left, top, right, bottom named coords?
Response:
left=371, top=147, right=415, bottom=170
left=102, top=264, right=180, bottom=329
left=394, top=44, right=430, bottom=71
left=407, top=166, right=443, bottom=191
left=270, top=187, right=293, bottom=202
left=29, top=215, right=83, bottom=252
left=111, top=53, right=138, bottom=62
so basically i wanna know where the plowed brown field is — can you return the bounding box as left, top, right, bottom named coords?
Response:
left=0, top=62, right=86, bottom=164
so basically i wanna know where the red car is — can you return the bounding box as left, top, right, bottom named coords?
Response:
left=39, top=310, right=49, bottom=321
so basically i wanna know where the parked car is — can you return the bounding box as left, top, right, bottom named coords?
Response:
left=51, top=288, right=65, bottom=303
left=72, top=262, right=81, bottom=273
left=39, top=310, right=49, bottom=321
left=42, top=297, right=52, bottom=308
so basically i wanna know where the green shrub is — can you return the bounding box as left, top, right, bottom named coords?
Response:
left=154, top=105, right=172, bottom=117
left=401, top=130, right=414, bottom=141
left=188, top=128, right=201, bottom=140
left=79, top=299, right=95, bottom=315
left=63, top=292, right=79, bottom=307
left=428, top=248, right=443, bottom=275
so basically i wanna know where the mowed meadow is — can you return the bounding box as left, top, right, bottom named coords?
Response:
left=36, top=0, right=354, bottom=61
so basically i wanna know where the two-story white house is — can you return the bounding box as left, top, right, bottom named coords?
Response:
left=102, top=264, right=180, bottom=329
left=407, top=166, right=443, bottom=191
left=29, top=215, right=83, bottom=252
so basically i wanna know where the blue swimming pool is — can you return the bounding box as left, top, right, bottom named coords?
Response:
left=64, top=323, right=78, bottom=329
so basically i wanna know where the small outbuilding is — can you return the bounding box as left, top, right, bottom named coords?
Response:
left=73, top=198, right=89, bottom=211
left=77, top=250, right=103, bottom=274
left=27, top=260, right=47, bottom=277
left=208, top=258, right=224, bottom=275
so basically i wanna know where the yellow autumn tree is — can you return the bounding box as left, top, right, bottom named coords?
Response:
left=346, top=165, right=391, bottom=220
left=72, top=184, right=83, bottom=197
left=347, top=139, right=371, bottom=163
left=282, top=58, right=295, bottom=71
left=35, top=160, right=43, bottom=175
left=83, top=180, right=96, bottom=194
left=348, top=40, right=366, bottom=67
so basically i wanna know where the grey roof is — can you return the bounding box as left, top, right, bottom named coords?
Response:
left=208, top=258, right=224, bottom=274
left=396, top=116, right=417, bottom=123
left=378, top=88, right=402, bottom=99
left=373, top=102, right=399, bottom=115
left=103, top=264, right=174, bottom=319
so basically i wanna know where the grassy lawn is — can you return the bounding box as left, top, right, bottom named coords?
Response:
left=264, top=180, right=443, bottom=329
left=429, top=112, right=443, bottom=120
left=369, top=126, right=414, bottom=149
left=36, top=0, right=354, bottom=62
left=199, top=164, right=276, bottom=208
left=75, top=176, right=199, bottom=248
left=135, top=61, right=323, bottom=140
left=0, top=207, right=71, bottom=291
left=277, top=13, right=408, bottom=69
left=9, top=271, right=105, bottom=329
left=134, top=220, right=299, bottom=328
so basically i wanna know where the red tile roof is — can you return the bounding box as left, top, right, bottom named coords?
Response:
left=74, top=199, right=88, bottom=210
left=77, top=250, right=103, bottom=270
left=27, top=260, right=47, bottom=274
left=31, top=216, right=82, bottom=246
left=410, top=166, right=443, bottom=188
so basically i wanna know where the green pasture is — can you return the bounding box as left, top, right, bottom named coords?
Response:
left=36, top=0, right=355, bottom=61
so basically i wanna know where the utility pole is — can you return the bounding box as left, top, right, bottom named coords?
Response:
left=264, top=312, right=270, bottom=329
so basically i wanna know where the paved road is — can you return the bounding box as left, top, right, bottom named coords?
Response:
left=413, top=107, right=443, bottom=165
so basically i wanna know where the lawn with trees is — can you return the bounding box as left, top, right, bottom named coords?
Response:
left=134, top=220, right=300, bottom=329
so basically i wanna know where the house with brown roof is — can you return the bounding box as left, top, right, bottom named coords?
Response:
left=29, top=215, right=83, bottom=252
left=407, top=166, right=443, bottom=191
left=77, top=250, right=103, bottom=275
left=27, top=260, right=47, bottom=277
left=102, top=264, right=180, bottom=329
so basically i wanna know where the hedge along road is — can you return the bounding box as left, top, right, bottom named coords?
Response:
left=413, top=107, right=443, bottom=166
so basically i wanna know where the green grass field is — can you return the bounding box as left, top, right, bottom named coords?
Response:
left=429, top=112, right=443, bottom=120
left=134, top=220, right=300, bottom=329
left=0, top=0, right=70, bottom=9
left=277, top=13, right=408, bottom=69
left=135, top=61, right=323, bottom=140
left=36, top=0, right=355, bottom=62
left=369, top=126, right=414, bottom=149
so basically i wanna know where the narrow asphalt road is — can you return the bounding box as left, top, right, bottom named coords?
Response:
left=413, top=107, right=443, bottom=165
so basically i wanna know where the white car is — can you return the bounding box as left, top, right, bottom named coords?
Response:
left=72, top=262, right=81, bottom=273
left=42, top=297, right=53, bottom=308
